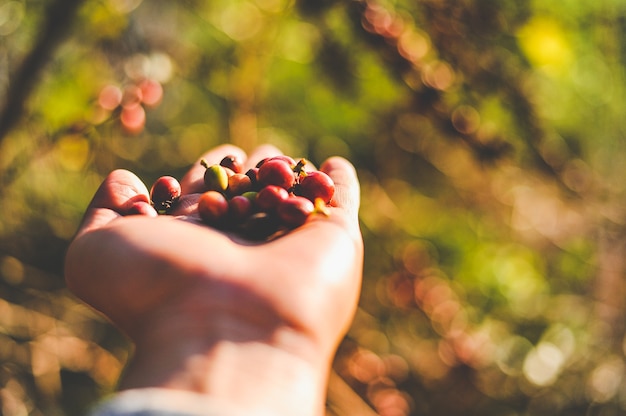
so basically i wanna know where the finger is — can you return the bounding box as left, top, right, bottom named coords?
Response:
left=167, top=193, right=201, bottom=218
left=180, top=144, right=247, bottom=194
left=319, top=156, right=361, bottom=232
left=74, top=169, right=151, bottom=239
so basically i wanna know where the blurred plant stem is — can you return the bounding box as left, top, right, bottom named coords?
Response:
left=593, top=227, right=626, bottom=349
left=0, top=0, right=84, bottom=142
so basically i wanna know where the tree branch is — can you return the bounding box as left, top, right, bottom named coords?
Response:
left=0, top=0, right=85, bottom=142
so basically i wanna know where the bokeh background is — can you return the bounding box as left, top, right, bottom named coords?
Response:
left=1, top=0, right=626, bottom=415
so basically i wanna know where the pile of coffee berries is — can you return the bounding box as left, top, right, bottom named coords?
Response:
left=148, top=154, right=335, bottom=240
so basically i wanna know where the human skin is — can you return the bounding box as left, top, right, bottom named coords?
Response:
left=64, top=144, right=364, bottom=415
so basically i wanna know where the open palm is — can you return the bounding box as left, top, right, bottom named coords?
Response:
left=64, top=144, right=363, bottom=415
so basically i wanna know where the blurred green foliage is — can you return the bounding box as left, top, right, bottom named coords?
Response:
left=1, top=0, right=626, bottom=415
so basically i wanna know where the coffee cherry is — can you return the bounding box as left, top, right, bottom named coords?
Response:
left=269, top=155, right=297, bottom=167
left=227, top=173, right=252, bottom=196
left=257, top=159, right=296, bottom=190
left=121, top=85, right=143, bottom=109
left=202, top=162, right=230, bottom=192
left=245, top=168, right=259, bottom=189
left=138, top=78, right=163, bottom=108
left=228, top=195, right=253, bottom=221
left=295, top=170, right=335, bottom=204
left=220, top=155, right=243, bottom=174
left=277, top=196, right=315, bottom=228
left=98, top=85, right=123, bottom=111
left=241, top=191, right=259, bottom=202
left=255, top=155, right=296, bottom=168
left=255, top=158, right=268, bottom=168
left=198, top=191, right=229, bottom=224
left=150, top=175, right=182, bottom=212
left=256, top=185, right=289, bottom=211
left=120, top=105, right=146, bottom=134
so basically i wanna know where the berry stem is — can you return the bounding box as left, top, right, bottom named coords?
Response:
left=313, top=198, right=331, bottom=217
left=293, top=158, right=307, bottom=175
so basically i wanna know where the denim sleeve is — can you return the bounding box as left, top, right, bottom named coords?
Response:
left=87, top=389, right=246, bottom=416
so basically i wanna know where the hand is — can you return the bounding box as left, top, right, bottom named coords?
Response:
left=64, top=144, right=363, bottom=415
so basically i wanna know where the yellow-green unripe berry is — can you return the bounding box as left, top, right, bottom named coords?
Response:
left=202, top=161, right=229, bottom=192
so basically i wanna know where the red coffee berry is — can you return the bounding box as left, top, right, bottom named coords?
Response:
left=138, top=78, right=163, bottom=108
left=257, top=159, right=296, bottom=190
left=220, top=155, right=243, bottom=174
left=256, top=185, right=289, bottom=211
left=120, top=105, right=146, bottom=134
left=277, top=196, right=315, bottom=228
left=228, top=195, right=253, bottom=221
left=269, top=155, right=297, bottom=167
left=255, top=158, right=268, bottom=168
left=121, top=85, right=143, bottom=109
left=198, top=191, right=229, bottom=224
left=150, top=175, right=182, bottom=212
left=295, top=171, right=335, bottom=204
left=255, top=155, right=296, bottom=168
left=98, top=85, right=123, bottom=111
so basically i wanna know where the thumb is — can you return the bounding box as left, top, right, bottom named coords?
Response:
left=73, top=169, right=153, bottom=239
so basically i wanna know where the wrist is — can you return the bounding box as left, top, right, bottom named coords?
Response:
left=116, top=283, right=331, bottom=416
left=121, top=337, right=329, bottom=416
